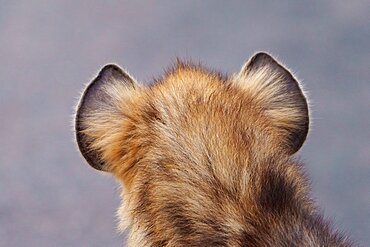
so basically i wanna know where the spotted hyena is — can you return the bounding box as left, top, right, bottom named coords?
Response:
left=75, top=52, right=354, bottom=246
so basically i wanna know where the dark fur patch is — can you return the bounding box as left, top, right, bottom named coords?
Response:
left=141, top=102, right=165, bottom=125
left=259, top=167, right=296, bottom=213
left=240, top=230, right=260, bottom=247
left=164, top=202, right=194, bottom=236
left=197, top=217, right=228, bottom=247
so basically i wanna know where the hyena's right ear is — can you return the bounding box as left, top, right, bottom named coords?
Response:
left=234, top=52, right=309, bottom=154
left=75, top=64, right=139, bottom=171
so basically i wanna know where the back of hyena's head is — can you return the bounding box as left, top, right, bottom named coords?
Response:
left=75, top=53, right=353, bottom=246
left=76, top=53, right=308, bottom=172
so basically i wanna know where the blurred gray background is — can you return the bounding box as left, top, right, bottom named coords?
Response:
left=0, top=1, right=369, bottom=246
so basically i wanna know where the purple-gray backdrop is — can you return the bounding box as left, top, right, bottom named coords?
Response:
left=0, top=1, right=369, bottom=246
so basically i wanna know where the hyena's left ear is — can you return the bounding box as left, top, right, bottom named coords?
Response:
left=234, top=52, right=309, bottom=154
left=75, top=64, right=139, bottom=171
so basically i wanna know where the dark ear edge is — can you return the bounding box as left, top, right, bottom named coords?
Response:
left=75, top=123, right=105, bottom=171
left=287, top=107, right=309, bottom=154
left=75, top=64, right=136, bottom=171
left=243, top=52, right=309, bottom=154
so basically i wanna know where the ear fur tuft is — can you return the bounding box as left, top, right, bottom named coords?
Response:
left=75, top=64, right=138, bottom=171
left=234, top=52, right=309, bottom=154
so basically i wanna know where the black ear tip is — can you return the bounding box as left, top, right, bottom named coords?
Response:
left=244, top=52, right=279, bottom=72
left=253, top=51, right=271, bottom=57
left=99, top=63, right=133, bottom=84
left=101, top=63, right=123, bottom=73
left=99, top=64, right=125, bottom=80
left=250, top=52, right=275, bottom=63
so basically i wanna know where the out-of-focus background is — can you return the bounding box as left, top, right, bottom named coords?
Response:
left=0, top=1, right=369, bottom=246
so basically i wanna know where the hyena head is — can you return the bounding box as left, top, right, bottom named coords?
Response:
left=75, top=52, right=353, bottom=246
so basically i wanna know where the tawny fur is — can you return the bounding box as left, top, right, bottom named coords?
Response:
left=75, top=53, right=354, bottom=246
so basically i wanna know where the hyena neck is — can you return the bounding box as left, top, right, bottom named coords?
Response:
left=242, top=158, right=353, bottom=246
left=122, top=155, right=353, bottom=246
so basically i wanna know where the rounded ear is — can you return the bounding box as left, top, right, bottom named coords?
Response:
left=75, top=64, right=138, bottom=171
left=235, top=52, right=309, bottom=154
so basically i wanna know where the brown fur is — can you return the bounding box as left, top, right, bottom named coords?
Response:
left=75, top=53, right=354, bottom=246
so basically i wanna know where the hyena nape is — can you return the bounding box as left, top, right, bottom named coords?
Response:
left=75, top=52, right=354, bottom=246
